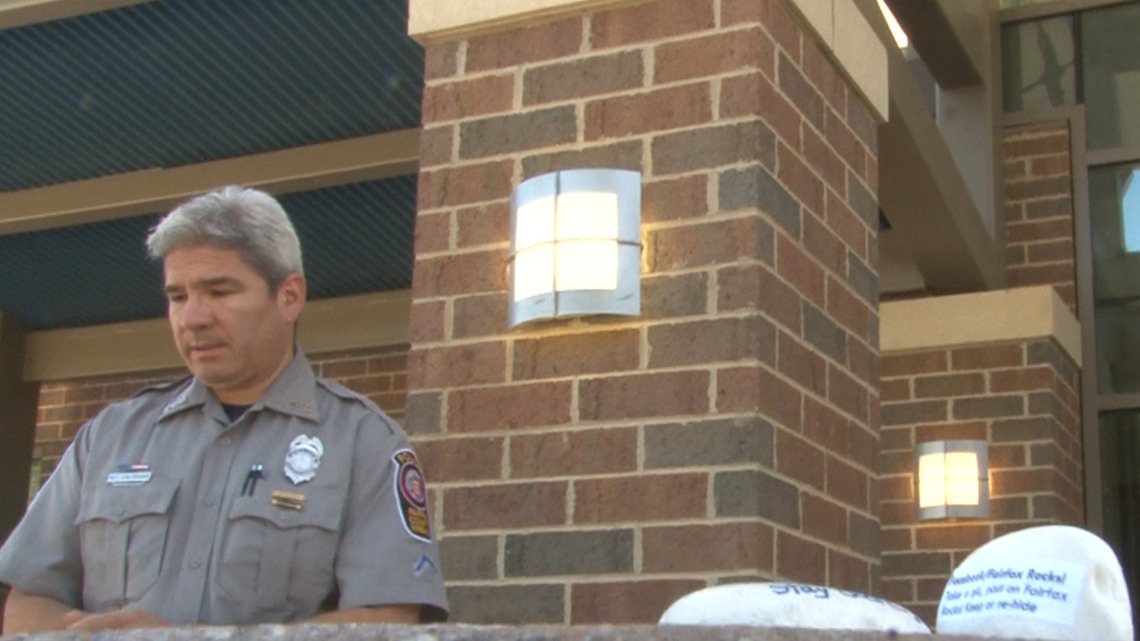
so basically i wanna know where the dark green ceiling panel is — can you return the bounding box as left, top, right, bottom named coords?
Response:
left=0, top=177, right=418, bottom=329
left=0, top=0, right=423, bottom=191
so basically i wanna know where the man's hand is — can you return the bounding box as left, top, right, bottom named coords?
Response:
left=64, top=609, right=168, bottom=630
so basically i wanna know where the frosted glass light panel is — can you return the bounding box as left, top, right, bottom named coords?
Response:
left=914, top=440, right=989, bottom=521
left=509, top=169, right=641, bottom=327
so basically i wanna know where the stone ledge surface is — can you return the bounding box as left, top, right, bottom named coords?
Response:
left=1, top=624, right=1038, bottom=641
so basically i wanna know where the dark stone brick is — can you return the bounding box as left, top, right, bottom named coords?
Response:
left=802, top=302, right=847, bottom=364
left=447, top=584, right=564, bottom=624
left=524, top=51, right=644, bottom=105
left=778, top=52, right=824, bottom=131
left=505, top=530, right=634, bottom=576
left=405, top=391, right=442, bottom=435
left=847, top=95, right=878, bottom=154
left=992, top=417, right=1057, bottom=443
left=1027, top=340, right=1063, bottom=371
left=847, top=170, right=878, bottom=228
left=881, top=552, right=951, bottom=577
left=642, top=272, right=708, bottom=319
left=714, top=469, right=800, bottom=528
left=881, top=401, right=948, bottom=426
left=645, top=416, right=775, bottom=468
left=648, top=316, right=775, bottom=368
left=439, top=535, right=499, bottom=580
left=847, top=251, right=878, bottom=306
left=953, top=395, right=1025, bottom=420
left=1028, top=391, right=1065, bottom=423
left=848, top=511, right=880, bottom=558
left=459, top=106, right=577, bottom=159
left=522, top=140, right=643, bottom=178
left=1033, top=495, right=1056, bottom=519
left=652, top=121, right=775, bottom=175
left=719, top=164, right=802, bottom=238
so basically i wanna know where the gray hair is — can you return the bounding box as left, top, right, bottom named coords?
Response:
left=146, top=186, right=304, bottom=291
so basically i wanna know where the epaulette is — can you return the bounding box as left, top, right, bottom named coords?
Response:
left=130, top=375, right=193, bottom=399
left=315, top=377, right=397, bottom=432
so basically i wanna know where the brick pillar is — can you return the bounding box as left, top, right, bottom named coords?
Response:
left=408, top=0, right=882, bottom=625
left=879, top=333, right=1082, bottom=626
left=1004, top=122, right=1076, bottom=313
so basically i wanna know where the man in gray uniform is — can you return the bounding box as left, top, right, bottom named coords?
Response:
left=0, top=187, right=447, bottom=631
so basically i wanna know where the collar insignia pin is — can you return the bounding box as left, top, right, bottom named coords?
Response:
left=284, top=434, right=323, bottom=485
left=163, top=391, right=188, bottom=414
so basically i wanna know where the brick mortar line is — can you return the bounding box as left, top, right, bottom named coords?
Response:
left=411, top=411, right=771, bottom=437
left=434, top=467, right=759, bottom=487
left=409, top=311, right=771, bottom=345
left=432, top=65, right=797, bottom=129
left=443, top=570, right=776, bottom=587
left=439, top=518, right=788, bottom=537
left=415, top=245, right=509, bottom=261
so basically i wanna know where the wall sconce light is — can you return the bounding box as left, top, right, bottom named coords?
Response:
left=509, top=168, right=641, bottom=328
left=914, top=440, right=989, bottom=521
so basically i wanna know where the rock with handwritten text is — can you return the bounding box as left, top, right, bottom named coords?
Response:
left=658, top=582, right=930, bottom=633
left=937, top=525, right=1132, bottom=640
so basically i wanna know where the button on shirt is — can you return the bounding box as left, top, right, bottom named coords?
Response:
left=0, top=353, right=448, bottom=623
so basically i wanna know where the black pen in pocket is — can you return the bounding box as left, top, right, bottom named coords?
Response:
left=240, top=464, right=264, bottom=496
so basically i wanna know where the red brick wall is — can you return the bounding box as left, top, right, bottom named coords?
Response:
left=412, top=0, right=882, bottom=625
left=32, top=347, right=408, bottom=482
left=1004, top=122, right=1076, bottom=313
left=878, top=339, right=1082, bottom=626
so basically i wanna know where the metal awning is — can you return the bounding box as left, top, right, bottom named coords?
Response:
left=0, top=0, right=424, bottom=329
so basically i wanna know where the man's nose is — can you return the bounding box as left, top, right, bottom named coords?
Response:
left=179, top=295, right=214, bottom=328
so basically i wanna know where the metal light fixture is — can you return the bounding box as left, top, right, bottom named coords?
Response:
left=508, top=168, right=641, bottom=327
left=914, top=440, right=989, bottom=520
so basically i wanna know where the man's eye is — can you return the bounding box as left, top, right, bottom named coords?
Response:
left=167, top=294, right=186, bottom=303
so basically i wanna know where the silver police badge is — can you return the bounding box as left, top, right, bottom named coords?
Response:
left=284, top=434, right=323, bottom=485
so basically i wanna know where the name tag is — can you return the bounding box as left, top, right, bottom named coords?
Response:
left=107, top=471, right=152, bottom=486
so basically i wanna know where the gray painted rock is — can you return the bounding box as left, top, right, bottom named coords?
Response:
left=658, top=583, right=930, bottom=634
left=936, top=524, right=1133, bottom=640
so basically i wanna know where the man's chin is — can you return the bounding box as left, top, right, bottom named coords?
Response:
left=187, top=365, right=235, bottom=388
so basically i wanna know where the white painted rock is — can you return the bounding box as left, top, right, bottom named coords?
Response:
left=658, top=582, right=931, bottom=633
left=936, top=525, right=1133, bottom=640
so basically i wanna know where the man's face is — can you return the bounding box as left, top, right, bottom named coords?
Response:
left=164, top=245, right=305, bottom=404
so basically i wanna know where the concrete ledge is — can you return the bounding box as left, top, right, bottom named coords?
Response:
left=407, top=0, right=630, bottom=42
left=880, top=286, right=1081, bottom=365
left=23, top=290, right=411, bottom=381
left=6, top=623, right=1013, bottom=640
left=407, top=0, right=888, bottom=123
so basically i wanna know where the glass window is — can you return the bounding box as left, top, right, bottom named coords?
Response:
left=1091, top=163, right=1140, bottom=393
left=1083, top=3, right=1140, bottom=149
left=1099, top=411, right=1140, bottom=626
left=1002, top=16, right=1077, bottom=113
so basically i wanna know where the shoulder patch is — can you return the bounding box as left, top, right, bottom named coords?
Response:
left=392, top=448, right=432, bottom=542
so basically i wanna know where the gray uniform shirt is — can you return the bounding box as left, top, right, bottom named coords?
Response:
left=0, top=352, right=448, bottom=624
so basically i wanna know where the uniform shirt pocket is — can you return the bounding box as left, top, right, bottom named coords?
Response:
left=74, top=479, right=178, bottom=612
left=219, top=495, right=342, bottom=614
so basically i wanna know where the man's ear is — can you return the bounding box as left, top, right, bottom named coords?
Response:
left=277, top=273, right=307, bottom=322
